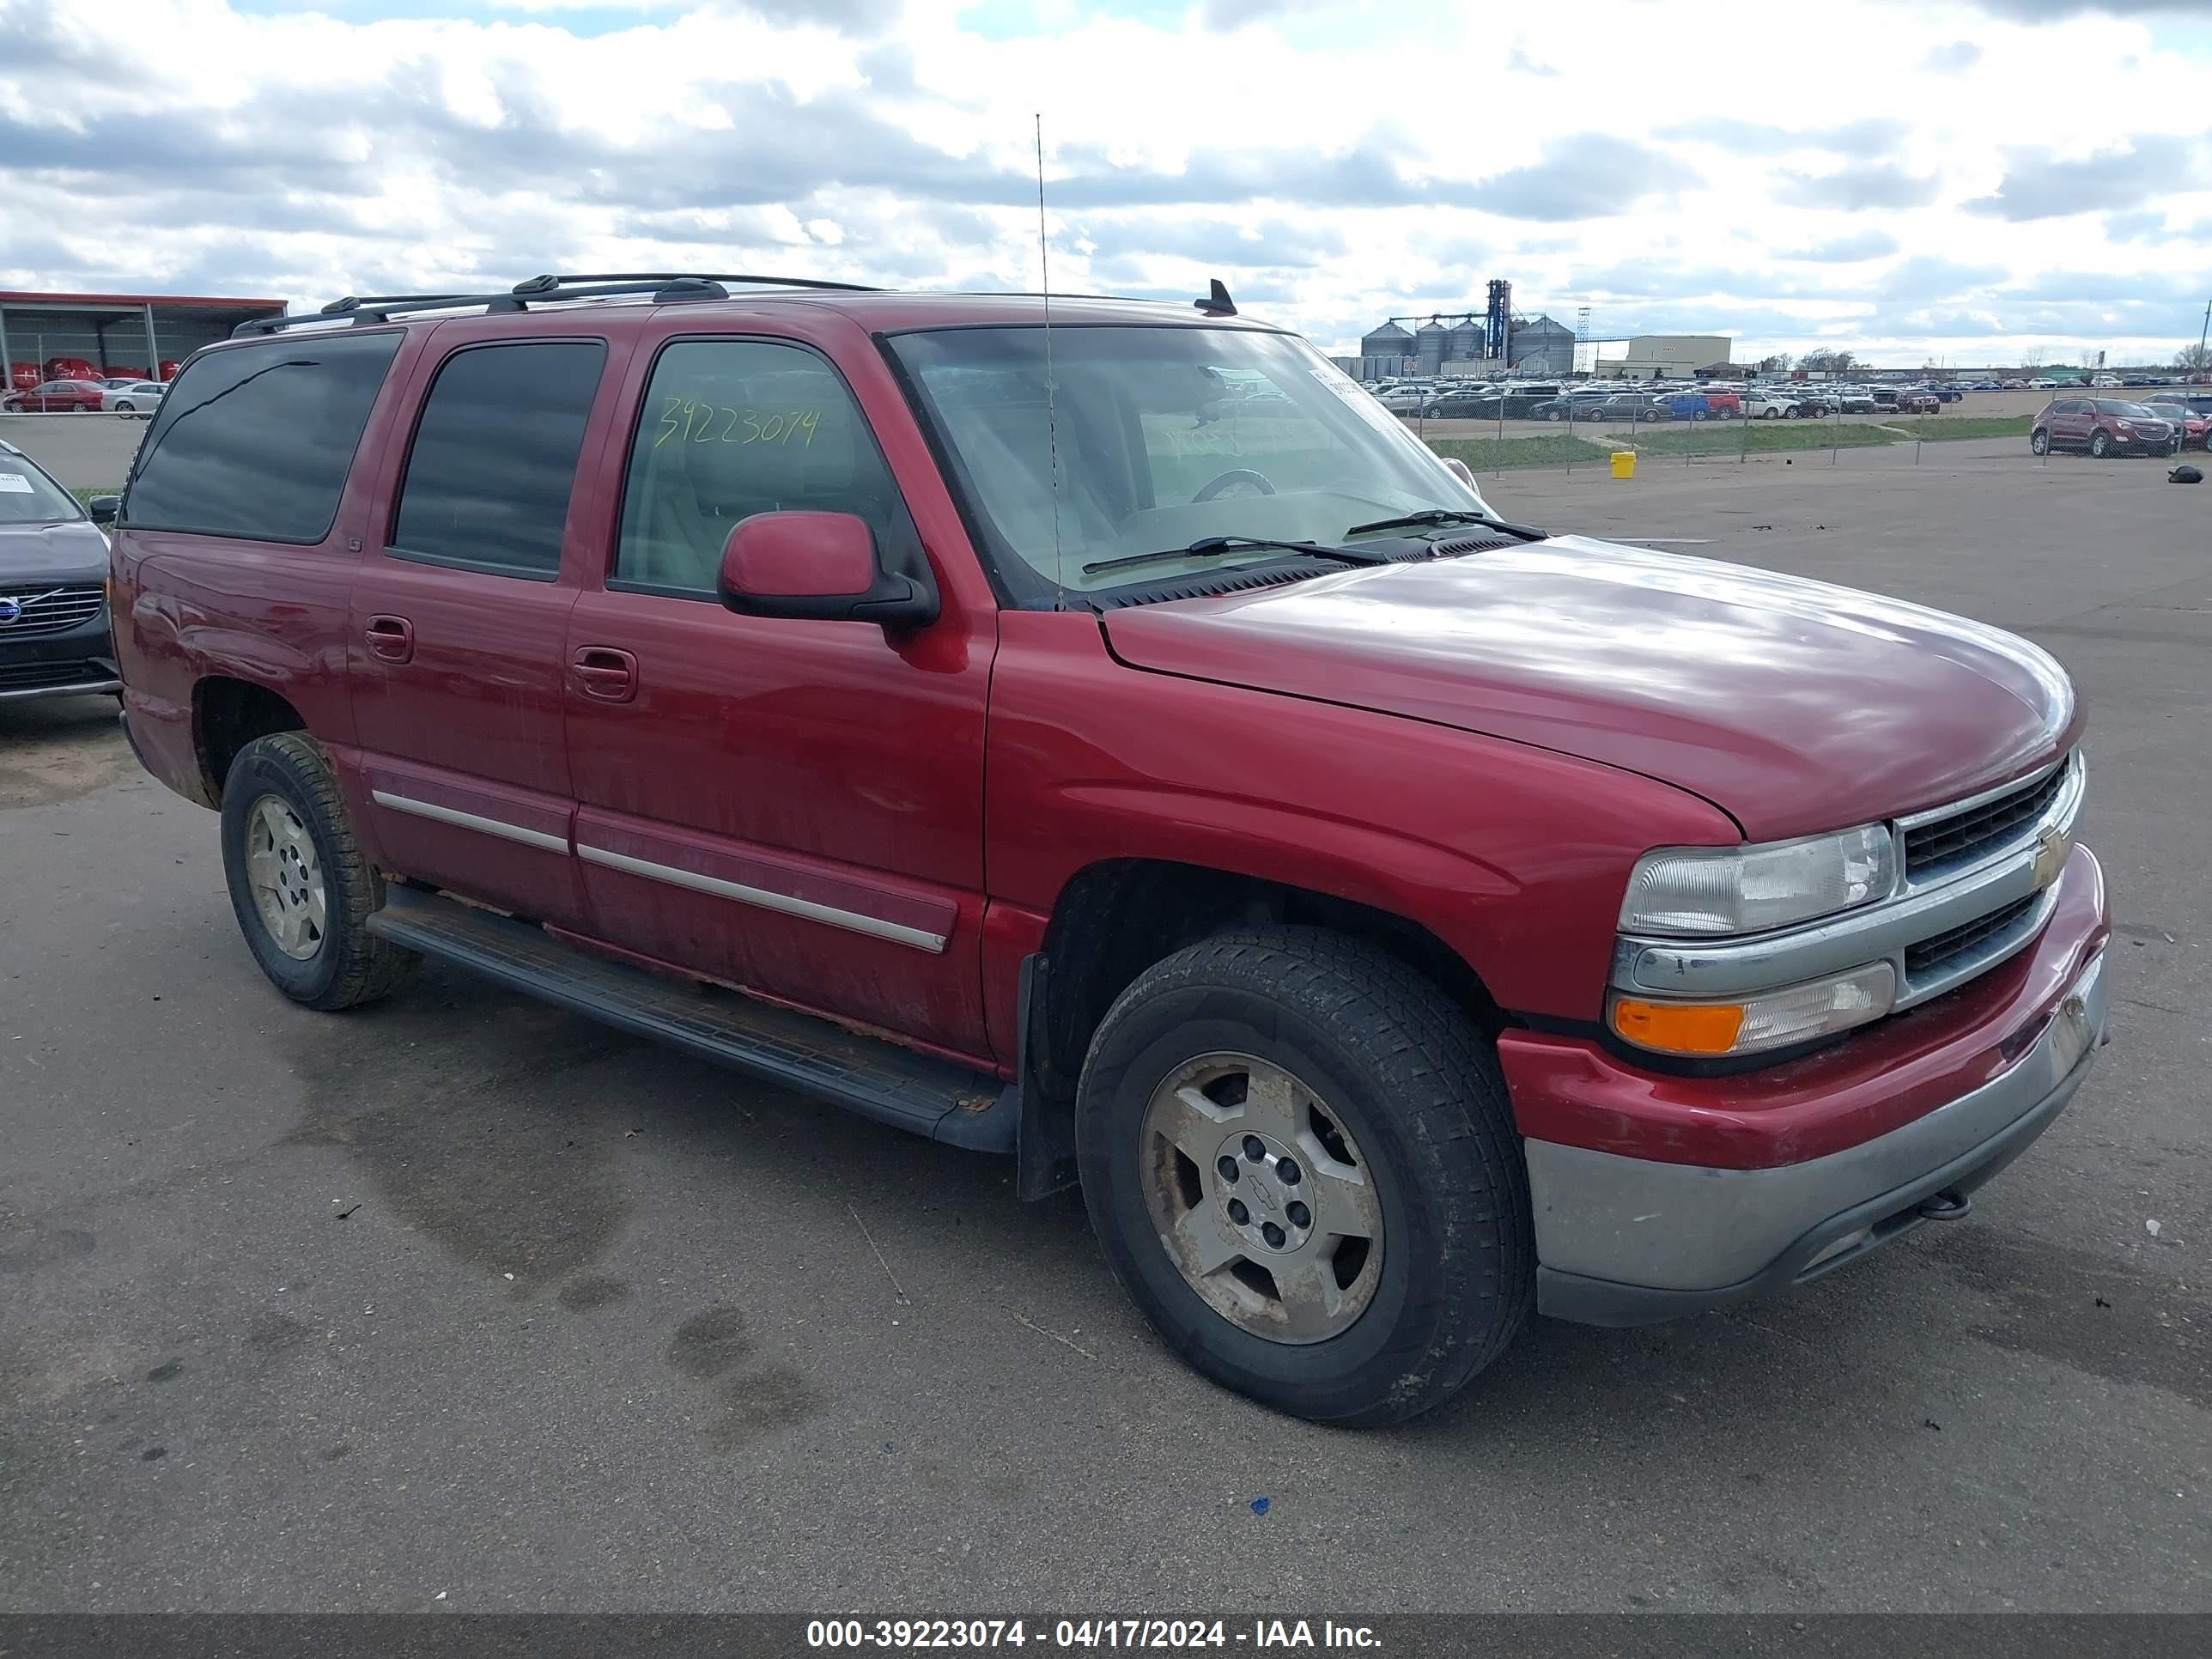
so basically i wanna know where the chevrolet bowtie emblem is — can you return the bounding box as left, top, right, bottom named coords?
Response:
left=2032, top=826, right=2071, bottom=890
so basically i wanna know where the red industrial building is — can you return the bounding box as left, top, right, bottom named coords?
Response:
left=2, top=289, right=286, bottom=392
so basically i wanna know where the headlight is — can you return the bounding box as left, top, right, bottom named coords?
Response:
left=1619, top=823, right=1896, bottom=937
left=1611, top=962, right=1897, bottom=1057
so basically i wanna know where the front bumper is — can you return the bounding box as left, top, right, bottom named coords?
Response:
left=1511, top=845, right=2111, bottom=1327
left=0, top=610, right=119, bottom=702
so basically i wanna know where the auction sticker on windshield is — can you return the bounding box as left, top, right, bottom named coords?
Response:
left=0, top=473, right=36, bottom=494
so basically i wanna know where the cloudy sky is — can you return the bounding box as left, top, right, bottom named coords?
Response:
left=3, top=0, right=2209, bottom=365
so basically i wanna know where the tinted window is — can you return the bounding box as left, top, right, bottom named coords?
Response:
left=613, top=339, right=905, bottom=594
left=392, top=341, right=605, bottom=578
left=127, top=332, right=401, bottom=543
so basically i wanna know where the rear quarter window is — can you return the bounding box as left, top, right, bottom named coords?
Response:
left=125, top=331, right=402, bottom=544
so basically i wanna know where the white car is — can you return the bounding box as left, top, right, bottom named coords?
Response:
left=101, top=380, right=167, bottom=417
left=2027, top=378, right=2058, bottom=390
left=1744, top=390, right=1803, bottom=419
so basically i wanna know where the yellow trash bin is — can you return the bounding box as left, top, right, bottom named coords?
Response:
left=1610, top=450, right=1637, bottom=479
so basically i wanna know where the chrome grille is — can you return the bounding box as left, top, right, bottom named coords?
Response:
left=0, top=583, right=106, bottom=636
left=1903, top=759, right=2069, bottom=880
left=1905, top=892, right=2039, bottom=981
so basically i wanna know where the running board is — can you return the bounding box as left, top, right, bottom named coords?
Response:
left=368, top=887, right=1016, bottom=1152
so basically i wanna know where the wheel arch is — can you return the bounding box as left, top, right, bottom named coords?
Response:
left=195, top=676, right=309, bottom=805
left=1013, top=856, right=1507, bottom=1200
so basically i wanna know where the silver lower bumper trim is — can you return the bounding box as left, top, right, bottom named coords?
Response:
left=1528, top=946, right=2108, bottom=1304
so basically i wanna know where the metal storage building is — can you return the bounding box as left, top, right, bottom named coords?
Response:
left=3, top=290, right=286, bottom=392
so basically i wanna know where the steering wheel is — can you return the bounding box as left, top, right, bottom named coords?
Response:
left=1193, top=468, right=1276, bottom=502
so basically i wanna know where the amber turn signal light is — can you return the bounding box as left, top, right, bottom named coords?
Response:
left=1609, top=998, right=1747, bottom=1056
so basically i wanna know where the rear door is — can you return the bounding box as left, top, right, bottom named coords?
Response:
left=561, top=320, right=998, bottom=1063
left=347, top=321, right=629, bottom=925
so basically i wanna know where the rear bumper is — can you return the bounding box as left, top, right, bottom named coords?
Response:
left=1507, top=845, right=2112, bottom=1326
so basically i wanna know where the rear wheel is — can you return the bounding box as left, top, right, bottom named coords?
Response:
left=2030, top=428, right=2050, bottom=455
left=1076, top=927, right=1533, bottom=1426
left=220, top=732, right=418, bottom=1011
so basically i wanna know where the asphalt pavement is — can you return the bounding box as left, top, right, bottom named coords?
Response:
left=0, top=414, right=145, bottom=489
left=1, top=446, right=2205, bottom=1613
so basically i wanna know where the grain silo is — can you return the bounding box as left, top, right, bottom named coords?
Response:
left=1446, top=317, right=1486, bottom=369
left=1353, top=320, right=1407, bottom=365
left=1414, top=319, right=1450, bottom=376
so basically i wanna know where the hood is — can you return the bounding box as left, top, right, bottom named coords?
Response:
left=1100, top=538, right=2078, bottom=842
left=0, top=519, right=109, bottom=585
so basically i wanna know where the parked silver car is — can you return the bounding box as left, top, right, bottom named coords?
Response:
left=100, top=380, right=167, bottom=418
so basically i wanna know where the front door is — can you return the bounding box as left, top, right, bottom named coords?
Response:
left=562, top=330, right=996, bottom=1063
left=349, top=325, right=625, bottom=926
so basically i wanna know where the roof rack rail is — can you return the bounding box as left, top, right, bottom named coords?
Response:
left=532, top=271, right=884, bottom=295
left=232, top=270, right=881, bottom=337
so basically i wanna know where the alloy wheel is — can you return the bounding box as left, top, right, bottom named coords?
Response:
left=242, top=793, right=327, bottom=960
left=1139, top=1052, right=1384, bottom=1345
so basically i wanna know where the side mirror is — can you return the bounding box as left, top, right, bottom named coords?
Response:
left=1440, top=457, right=1477, bottom=489
left=717, top=510, right=939, bottom=629
left=88, top=495, right=120, bottom=525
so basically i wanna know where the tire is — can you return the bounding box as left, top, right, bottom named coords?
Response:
left=2030, top=428, right=2049, bottom=455
left=1075, top=927, right=1533, bottom=1427
left=2090, top=430, right=2110, bottom=459
left=219, top=732, right=418, bottom=1011
left=114, top=400, right=136, bottom=416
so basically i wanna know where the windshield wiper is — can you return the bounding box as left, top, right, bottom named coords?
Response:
left=1343, top=508, right=1497, bottom=537
left=1080, top=535, right=1389, bottom=578
left=1344, top=507, right=1551, bottom=543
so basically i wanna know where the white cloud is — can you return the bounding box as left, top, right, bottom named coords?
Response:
left=2, top=0, right=2209, bottom=363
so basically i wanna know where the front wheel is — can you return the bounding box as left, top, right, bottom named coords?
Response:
left=220, top=732, right=418, bottom=1010
left=1076, top=927, right=1533, bottom=1426
left=2090, top=430, right=2111, bottom=458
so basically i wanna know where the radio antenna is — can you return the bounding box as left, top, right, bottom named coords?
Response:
left=1036, top=112, right=1066, bottom=610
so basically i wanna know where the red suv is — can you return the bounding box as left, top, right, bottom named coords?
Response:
left=2031, top=397, right=2179, bottom=457
left=108, top=274, right=2111, bottom=1425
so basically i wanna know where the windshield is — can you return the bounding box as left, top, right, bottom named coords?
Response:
left=888, top=325, right=1492, bottom=597
left=0, top=451, right=84, bottom=526
left=2097, top=400, right=2156, bottom=418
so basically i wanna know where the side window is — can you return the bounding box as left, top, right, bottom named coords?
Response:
left=613, top=339, right=903, bottom=595
left=389, top=340, right=605, bottom=579
left=125, top=331, right=401, bottom=543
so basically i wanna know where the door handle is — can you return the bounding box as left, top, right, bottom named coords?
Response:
left=571, top=647, right=638, bottom=703
left=365, top=615, right=414, bottom=664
